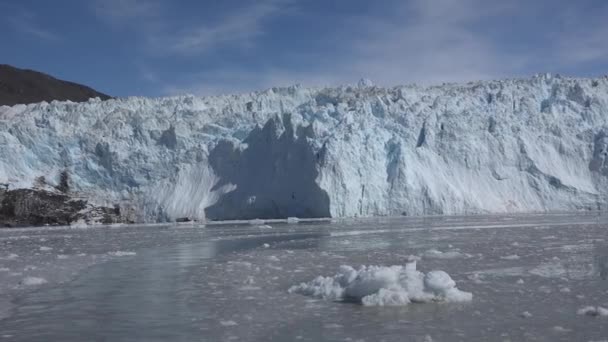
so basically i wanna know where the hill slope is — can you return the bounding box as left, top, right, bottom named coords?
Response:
left=0, top=64, right=110, bottom=106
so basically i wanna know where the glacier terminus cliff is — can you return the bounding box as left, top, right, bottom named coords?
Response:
left=1, top=74, right=608, bottom=224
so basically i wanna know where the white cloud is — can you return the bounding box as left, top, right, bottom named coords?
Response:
left=343, top=0, right=527, bottom=86
left=553, top=3, right=608, bottom=65
left=93, top=0, right=293, bottom=56
left=94, top=0, right=608, bottom=96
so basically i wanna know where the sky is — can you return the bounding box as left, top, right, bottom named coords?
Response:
left=1, top=0, right=607, bottom=97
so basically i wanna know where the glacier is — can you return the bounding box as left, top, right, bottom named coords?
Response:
left=1, top=74, right=608, bottom=224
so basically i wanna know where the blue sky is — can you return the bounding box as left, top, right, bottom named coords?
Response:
left=2, top=0, right=607, bottom=97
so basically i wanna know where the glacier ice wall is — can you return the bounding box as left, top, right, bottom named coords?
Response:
left=1, top=74, right=608, bottom=222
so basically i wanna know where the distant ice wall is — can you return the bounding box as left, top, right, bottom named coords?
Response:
left=1, top=74, right=608, bottom=222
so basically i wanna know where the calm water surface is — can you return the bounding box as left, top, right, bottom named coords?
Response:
left=1, top=213, right=608, bottom=341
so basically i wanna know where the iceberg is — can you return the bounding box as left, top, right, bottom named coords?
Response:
left=288, top=262, right=472, bottom=306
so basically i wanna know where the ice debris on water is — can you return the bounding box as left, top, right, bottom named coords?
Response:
left=423, top=249, right=469, bottom=259
left=21, top=277, right=48, bottom=286
left=577, top=306, right=608, bottom=317
left=219, top=320, right=238, bottom=327
left=520, top=311, right=533, bottom=318
left=107, top=251, right=137, bottom=257
left=288, top=262, right=472, bottom=306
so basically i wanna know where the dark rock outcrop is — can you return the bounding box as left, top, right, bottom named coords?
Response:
left=0, top=64, right=111, bottom=106
left=0, top=188, right=124, bottom=227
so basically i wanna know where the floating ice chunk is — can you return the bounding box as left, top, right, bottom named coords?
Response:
left=529, top=262, right=566, bottom=278
left=289, top=262, right=472, bottom=306
left=262, top=243, right=270, bottom=248
left=3, top=254, right=19, bottom=260
left=39, top=246, right=53, bottom=251
left=267, top=256, right=280, bottom=262
left=0, top=267, right=9, bottom=272
left=577, top=306, right=608, bottom=317
left=21, top=276, right=47, bottom=286
left=516, top=278, right=525, bottom=284
left=219, top=320, right=238, bottom=326
left=520, top=311, right=533, bottom=318
left=287, top=217, right=300, bottom=224
left=57, top=254, right=69, bottom=259
left=108, top=251, right=137, bottom=257
left=552, top=326, right=572, bottom=333
left=500, top=254, right=520, bottom=260
left=257, top=225, right=273, bottom=229
left=423, top=249, right=468, bottom=259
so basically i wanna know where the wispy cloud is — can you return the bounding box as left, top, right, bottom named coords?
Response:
left=5, top=8, right=60, bottom=42
left=162, top=0, right=292, bottom=55
left=93, top=0, right=293, bottom=56
left=91, top=0, right=608, bottom=96
left=343, top=0, right=526, bottom=86
left=553, top=2, right=608, bottom=65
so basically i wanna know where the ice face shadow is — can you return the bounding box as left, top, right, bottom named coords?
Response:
left=205, top=114, right=330, bottom=220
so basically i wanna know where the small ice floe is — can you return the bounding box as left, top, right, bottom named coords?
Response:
left=219, top=320, right=238, bottom=327
left=0, top=267, right=10, bottom=272
left=3, top=253, right=18, bottom=260
left=552, top=326, right=572, bottom=333
left=39, top=246, right=53, bottom=251
left=577, top=306, right=608, bottom=317
left=467, top=273, right=484, bottom=284
left=287, top=217, right=300, bottom=224
left=529, top=262, right=566, bottom=278
left=516, top=278, right=525, bottom=284
left=520, top=311, right=533, bottom=318
left=262, top=243, right=270, bottom=248
left=500, top=254, right=520, bottom=260
left=21, top=276, right=48, bottom=286
left=267, top=256, right=280, bottom=262
left=423, top=249, right=469, bottom=259
left=107, top=251, right=137, bottom=257
left=289, top=262, right=472, bottom=306
left=257, top=225, right=273, bottom=229
left=57, top=254, right=69, bottom=259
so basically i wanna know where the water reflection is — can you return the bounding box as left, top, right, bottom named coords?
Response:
left=596, top=243, right=608, bottom=280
